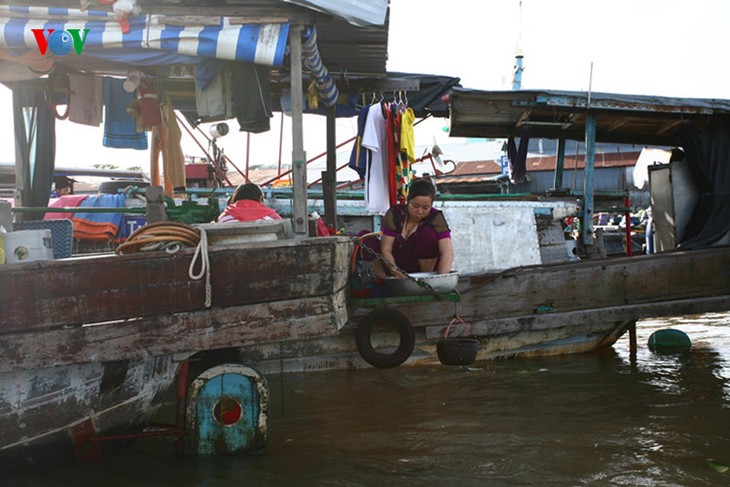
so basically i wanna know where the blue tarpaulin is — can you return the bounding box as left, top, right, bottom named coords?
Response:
left=0, top=5, right=290, bottom=66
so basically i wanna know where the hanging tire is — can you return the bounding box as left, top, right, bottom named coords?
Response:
left=355, top=308, right=415, bottom=368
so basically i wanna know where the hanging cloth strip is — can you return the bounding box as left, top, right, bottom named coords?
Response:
left=507, top=125, right=529, bottom=184
left=301, top=26, right=339, bottom=107
left=348, top=107, right=369, bottom=178
left=385, top=102, right=399, bottom=206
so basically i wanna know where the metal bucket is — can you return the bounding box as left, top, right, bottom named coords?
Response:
left=436, top=316, right=480, bottom=366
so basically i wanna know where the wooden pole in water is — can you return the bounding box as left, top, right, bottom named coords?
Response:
left=629, top=321, right=637, bottom=365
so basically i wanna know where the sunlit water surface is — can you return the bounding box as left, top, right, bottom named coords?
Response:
left=7, top=312, right=730, bottom=486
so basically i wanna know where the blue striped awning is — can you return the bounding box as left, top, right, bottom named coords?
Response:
left=0, top=5, right=290, bottom=66
left=301, top=26, right=338, bottom=107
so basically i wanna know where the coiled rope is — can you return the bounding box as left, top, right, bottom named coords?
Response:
left=115, top=221, right=212, bottom=307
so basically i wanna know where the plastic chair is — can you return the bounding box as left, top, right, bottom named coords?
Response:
left=13, top=219, right=74, bottom=258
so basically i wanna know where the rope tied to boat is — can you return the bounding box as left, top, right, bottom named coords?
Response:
left=189, top=227, right=212, bottom=307
left=115, top=221, right=212, bottom=307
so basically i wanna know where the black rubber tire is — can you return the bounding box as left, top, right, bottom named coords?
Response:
left=355, top=308, right=415, bottom=368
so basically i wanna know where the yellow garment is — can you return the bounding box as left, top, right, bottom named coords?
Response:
left=400, top=107, right=416, bottom=162
left=306, top=79, right=319, bottom=110
left=151, top=96, right=186, bottom=195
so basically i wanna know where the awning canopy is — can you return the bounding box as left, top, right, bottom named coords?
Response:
left=0, top=5, right=290, bottom=65
left=448, top=88, right=730, bottom=146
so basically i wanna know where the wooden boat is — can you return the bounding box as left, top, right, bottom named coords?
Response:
left=3, top=200, right=730, bottom=464
left=0, top=222, right=352, bottom=465
left=230, top=215, right=730, bottom=374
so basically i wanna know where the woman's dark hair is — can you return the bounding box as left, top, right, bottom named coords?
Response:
left=407, top=178, right=436, bottom=201
left=231, top=183, right=263, bottom=203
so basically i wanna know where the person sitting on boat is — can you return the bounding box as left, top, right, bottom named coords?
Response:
left=50, top=176, right=74, bottom=198
left=360, top=178, right=454, bottom=278
left=216, top=182, right=282, bottom=223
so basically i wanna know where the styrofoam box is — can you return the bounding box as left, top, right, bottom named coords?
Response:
left=2, top=229, right=53, bottom=263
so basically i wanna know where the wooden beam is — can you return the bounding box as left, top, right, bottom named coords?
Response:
left=515, top=110, right=530, bottom=128
left=2, top=238, right=352, bottom=332
left=323, top=105, right=337, bottom=228
left=607, top=117, right=629, bottom=132
left=290, top=25, right=308, bottom=237
left=0, top=292, right=348, bottom=373
left=655, top=119, right=683, bottom=136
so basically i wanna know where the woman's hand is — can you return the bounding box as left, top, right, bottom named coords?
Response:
left=436, top=237, right=455, bottom=274
left=380, top=234, right=405, bottom=277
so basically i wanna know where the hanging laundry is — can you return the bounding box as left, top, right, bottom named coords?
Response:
left=231, top=62, right=273, bottom=134
left=385, top=103, right=399, bottom=206
left=136, top=78, right=162, bottom=129
left=348, top=108, right=369, bottom=179
left=400, top=107, right=416, bottom=162
left=68, top=73, right=102, bottom=126
left=195, top=63, right=234, bottom=122
left=150, top=94, right=187, bottom=195
left=395, top=106, right=416, bottom=201
left=102, top=76, right=148, bottom=150
left=361, top=102, right=390, bottom=214
left=507, top=125, right=530, bottom=184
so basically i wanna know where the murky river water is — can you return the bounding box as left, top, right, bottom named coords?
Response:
left=8, top=312, right=730, bottom=486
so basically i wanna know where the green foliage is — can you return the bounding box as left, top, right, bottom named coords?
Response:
left=92, top=163, right=118, bottom=170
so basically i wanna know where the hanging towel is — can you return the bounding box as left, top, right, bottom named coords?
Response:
left=103, top=76, right=148, bottom=150
left=69, top=74, right=103, bottom=126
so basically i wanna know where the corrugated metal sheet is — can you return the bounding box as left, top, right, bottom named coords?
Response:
left=281, top=0, right=387, bottom=27
left=449, top=88, right=730, bottom=146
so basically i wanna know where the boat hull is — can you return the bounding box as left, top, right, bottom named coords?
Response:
left=0, top=355, right=179, bottom=468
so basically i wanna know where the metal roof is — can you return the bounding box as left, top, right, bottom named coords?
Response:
left=448, top=88, right=730, bottom=146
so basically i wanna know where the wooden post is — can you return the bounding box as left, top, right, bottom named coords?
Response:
left=628, top=320, right=637, bottom=367
left=582, top=113, right=596, bottom=246
left=146, top=185, right=167, bottom=224
left=553, top=136, right=566, bottom=189
left=323, top=104, right=337, bottom=228
left=290, top=25, right=308, bottom=237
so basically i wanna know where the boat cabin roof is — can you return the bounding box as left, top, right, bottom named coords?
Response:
left=448, top=88, right=730, bottom=146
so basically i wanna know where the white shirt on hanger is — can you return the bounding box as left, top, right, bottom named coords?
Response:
left=361, top=102, right=390, bottom=214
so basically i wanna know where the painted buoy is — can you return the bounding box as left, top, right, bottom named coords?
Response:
left=647, top=328, right=691, bottom=352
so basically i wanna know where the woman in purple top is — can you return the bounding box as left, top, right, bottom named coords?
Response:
left=371, top=178, right=454, bottom=277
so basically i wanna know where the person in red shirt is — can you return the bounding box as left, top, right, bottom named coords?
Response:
left=216, top=183, right=282, bottom=223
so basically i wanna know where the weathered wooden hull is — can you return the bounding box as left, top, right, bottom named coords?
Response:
left=0, top=236, right=353, bottom=461
left=0, top=355, right=179, bottom=468
left=234, top=246, right=730, bottom=374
